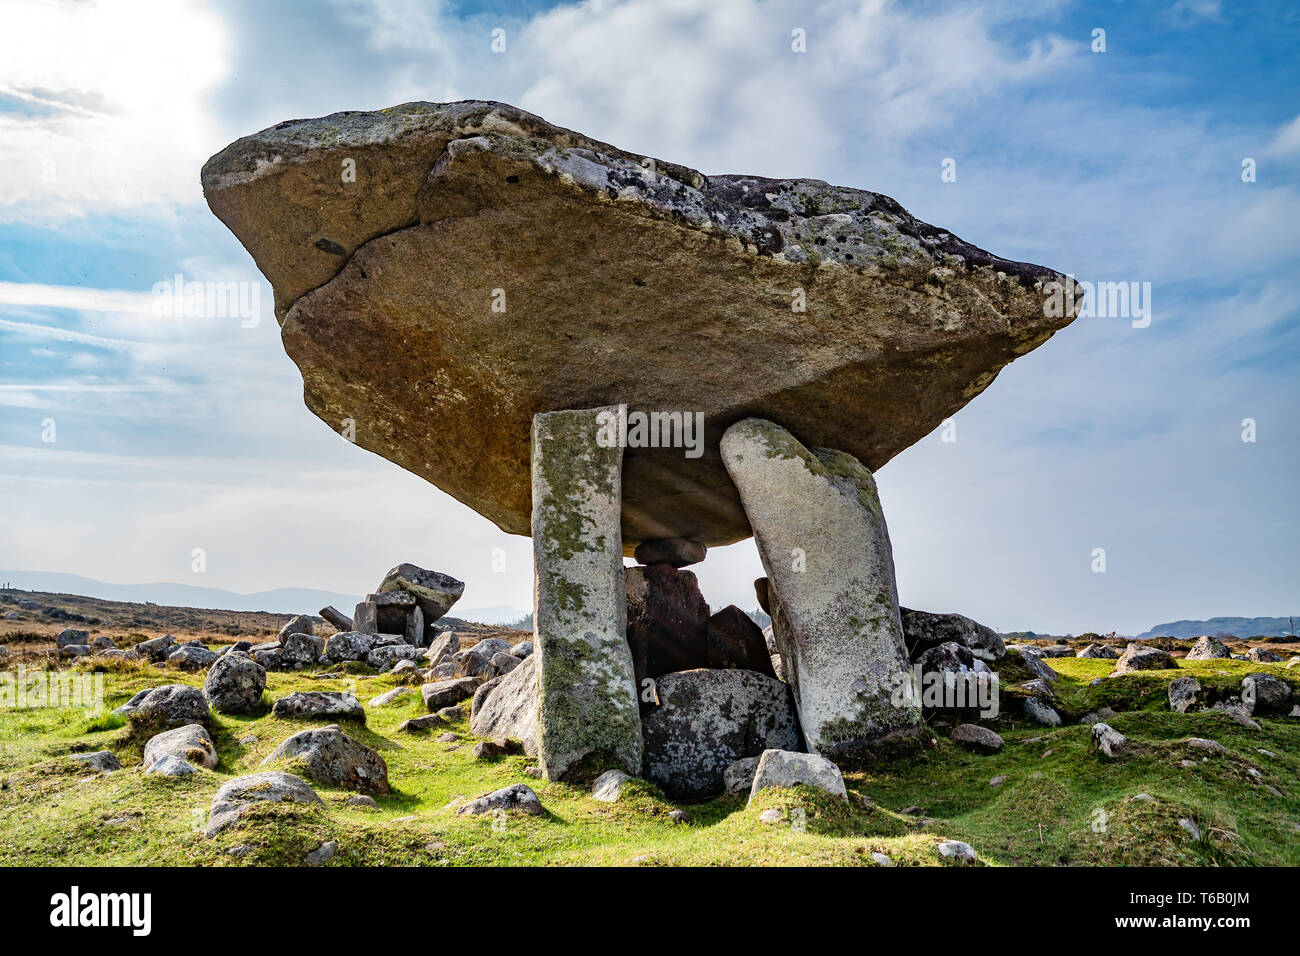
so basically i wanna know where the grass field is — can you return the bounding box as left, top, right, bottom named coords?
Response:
left=1, top=644, right=1297, bottom=867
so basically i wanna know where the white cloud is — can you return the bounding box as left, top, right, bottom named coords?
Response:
left=0, top=0, right=230, bottom=221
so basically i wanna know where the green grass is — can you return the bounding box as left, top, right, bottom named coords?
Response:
left=0, top=655, right=1296, bottom=866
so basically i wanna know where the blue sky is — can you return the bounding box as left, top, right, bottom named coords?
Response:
left=0, top=0, right=1296, bottom=634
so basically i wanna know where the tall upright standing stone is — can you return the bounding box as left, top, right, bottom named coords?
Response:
left=532, top=406, right=642, bottom=780
left=721, top=418, right=919, bottom=760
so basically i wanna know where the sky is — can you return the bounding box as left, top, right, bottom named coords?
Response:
left=0, top=0, right=1296, bottom=634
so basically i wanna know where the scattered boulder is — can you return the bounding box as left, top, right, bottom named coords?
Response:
left=641, top=669, right=800, bottom=799
left=747, top=749, right=848, bottom=805
left=1186, top=636, right=1231, bottom=660
left=319, top=606, right=353, bottom=631
left=115, top=684, right=210, bottom=732
left=470, top=637, right=512, bottom=659
left=1112, top=643, right=1177, bottom=676
left=901, top=608, right=1005, bottom=662
left=472, top=738, right=523, bottom=759
left=634, top=538, right=707, bottom=568
left=134, top=634, right=176, bottom=662
left=1009, top=647, right=1060, bottom=683
left=723, top=756, right=759, bottom=795
left=322, top=631, right=374, bottom=663
left=144, top=723, right=217, bottom=771
left=262, top=724, right=389, bottom=794
left=59, top=644, right=92, bottom=658
left=281, top=631, right=323, bottom=666
left=470, top=656, right=538, bottom=756
left=89, top=635, right=117, bottom=651
left=305, top=840, right=337, bottom=865
left=1091, top=722, right=1127, bottom=757
left=1168, top=676, right=1202, bottom=714
left=377, top=562, right=465, bottom=627
left=368, top=643, right=420, bottom=672
left=705, top=605, right=776, bottom=677
left=951, top=724, right=1004, bottom=753
left=251, top=643, right=283, bottom=669
left=1186, top=737, right=1229, bottom=755
left=451, top=649, right=492, bottom=678
left=203, top=653, right=266, bottom=714
left=396, top=714, right=447, bottom=734
left=167, top=643, right=219, bottom=671
left=490, top=651, right=520, bottom=675
left=1035, top=644, right=1075, bottom=659
left=422, top=678, right=478, bottom=712
left=146, top=754, right=198, bottom=777
left=1247, top=647, right=1283, bottom=664
left=937, top=840, right=978, bottom=865
left=204, top=771, right=322, bottom=836
left=69, top=751, right=121, bottom=773
left=55, top=628, right=90, bottom=649
left=423, top=630, right=460, bottom=664
left=368, top=687, right=412, bottom=707
left=455, top=783, right=543, bottom=816
left=278, top=615, right=316, bottom=641
left=592, top=769, right=631, bottom=802
left=1242, top=673, right=1293, bottom=716
left=511, top=641, right=533, bottom=659
left=1077, top=643, right=1120, bottom=659
left=271, top=691, right=364, bottom=721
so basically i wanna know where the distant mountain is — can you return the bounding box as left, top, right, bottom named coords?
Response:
left=1134, top=616, right=1298, bottom=640
left=0, top=569, right=529, bottom=625
left=0, top=570, right=362, bottom=616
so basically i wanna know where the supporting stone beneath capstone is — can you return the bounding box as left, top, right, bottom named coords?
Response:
left=720, top=417, right=920, bottom=761
left=532, top=406, right=643, bottom=780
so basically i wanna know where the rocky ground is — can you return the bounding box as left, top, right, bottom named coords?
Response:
left=1, top=594, right=1297, bottom=866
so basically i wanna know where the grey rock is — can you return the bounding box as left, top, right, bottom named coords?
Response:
left=322, top=631, right=374, bottom=663
left=278, top=615, right=316, bottom=641
left=706, top=605, right=776, bottom=677
left=377, top=562, right=465, bottom=627
left=280, top=631, right=323, bottom=665
left=723, top=756, right=760, bottom=795
left=1186, top=635, right=1231, bottom=660
left=69, top=751, right=121, bottom=773
left=346, top=794, right=378, bottom=808
left=89, top=635, right=117, bottom=651
left=271, top=691, right=364, bottom=721
left=204, top=771, right=322, bottom=836
left=937, top=840, right=978, bottom=864
left=203, top=652, right=266, bottom=714
left=251, top=643, right=283, bottom=669
left=422, top=630, right=460, bottom=664
left=1010, top=646, right=1061, bottom=683
left=144, top=723, right=217, bottom=770
left=592, top=769, right=631, bottom=802
left=722, top=419, right=919, bottom=758
left=759, top=808, right=784, bottom=824
left=368, top=643, right=420, bottom=672
left=469, top=637, right=512, bottom=659
left=319, top=605, right=354, bottom=631
left=421, top=677, right=478, bottom=712
left=1023, top=697, right=1062, bottom=727
left=305, top=840, right=337, bottom=865
left=510, top=641, right=533, bottom=659
left=167, top=643, right=219, bottom=671
left=145, top=754, right=198, bottom=777
left=263, top=723, right=389, bottom=795
left=55, top=628, right=90, bottom=649
left=1247, top=647, right=1283, bottom=663
left=633, top=538, right=707, bottom=568
left=470, top=656, right=538, bottom=756
left=1242, top=673, right=1293, bottom=716
left=871, top=852, right=894, bottom=866
left=902, top=609, right=1005, bottom=662
left=396, top=714, right=447, bottom=733
left=1077, top=643, right=1120, bottom=659
left=115, top=684, right=210, bottom=731
left=951, top=724, right=1004, bottom=753
left=490, top=651, right=521, bottom=675
left=134, top=634, right=176, bottom=662
left=641, top=669, right=800, bottom=800
left=1168, top=676, right=1202, bottom=714
left=59, top=644, right=92, bottom=658
left=1091, top=722, right=1127, bottom=757
left=532, top=406, right=641, bottom=780
left=368, top=687, right=413, bottom=707
left=1112, top=643, right=1177, bottom=675
left=1035, top=644, right=1076, bottom=659
left=1179, top=818, right=1201, bottom=841
left=747, top=749, right=848, bottom=805
left=1186, top=737, right=1229, bottom=754
left=455, top=783, right=544, bottom=816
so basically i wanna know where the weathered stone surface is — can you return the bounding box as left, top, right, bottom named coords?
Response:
left=319, top=605, right=353, bottom=631
left=1035, top=644, right=1075, bottom=659
left=134, top=634, right=176, bottom=662
left=369, top=687, right=413, bottom=707
left=421, top=677, right=478, bottom=712
left=470, top=656, right=538, bottom=756
left=1186, top=635, right=1231, bottom=660
left=532, top=407, right=641, bottom=780
left=640, top=669, right=800, bottom=799
left=263, top=723, right=390, bottom=795
left=423, top=630, right=460, bottom=664
left=1247, top=647, right=1283, bottom=663
left=511, top=640, right=533, bottom=659
left=723, top=756, right=760, bottom=795
left=901, top=608, right=1005, bottom=662
left=634, top=538, right=707, bottom=568
left=322, top=631, right=374, bottom=662
left=721, top=419, right=919, bottom=758
left=951, top=724, right=1004, bottom=753
left=55, top=628, right=89, bottom=649
left=144, top=723, right=218, bottom=771
left=202, top=101, right=1080, bottom=551
left=1168, top=675, right=1202, bottom=714
left=115, top=684, right=210, bottom=731
left=706, top=605, right=776, bottom=677
left=1242, top=673, right=1293, bottom=716
left=278, top=615, right=316, bottom=641
left=70, top=751, right=121, bottom=773
left=1112, top=643, right=1178, bottom=676
left=456, top=783, right=544, bottom=816
left=591, top=769, right=631, bottom=802
left=271, top=691, right=364, bottom=721
left=937, top=840, right=978, bottom=865
left=625, top=563, right=710, bottom=686
left=1011, top=647, right=1061, bottom=683
left=281, top=631, right=323, bottom=665
left=1077, top=643, right=1120, bottom=659
left=146, top=754, right=198, bottom=777
left=59, top=644, right=92, bottom=658
left=377, top=563, right=465, bottom=626
left=396, top=714, right=447, bottom=734
left=1091, top=722, right=1127, bottom=757
left=166, top=643, right=219, bottom=671
left=204, top=771, right=322, bottom=836
left=368, top=643, right=420, bottom=671
left=747, top=749, right=847, bottom=804
left=470, top=637, right=512, bottom=659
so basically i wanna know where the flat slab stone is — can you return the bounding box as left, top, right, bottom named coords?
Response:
left=202, top=101, right=1081, bottom=551
left=747, top=749, right=847, bottom=805
left=532, top=406, right=641, bottom=779
left=721, top=419, right=920, bottom=758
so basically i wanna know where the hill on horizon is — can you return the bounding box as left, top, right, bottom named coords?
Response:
left=1134, top=616, right=1298, bottom=640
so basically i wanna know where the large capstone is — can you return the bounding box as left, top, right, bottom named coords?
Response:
left=721, top=418, right=920, bottom=759
left=202, top=101, right=1082, bottom=552
left=531, top=407, right=641, bottom=780
left=640, top=668, right=800, bottom=799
